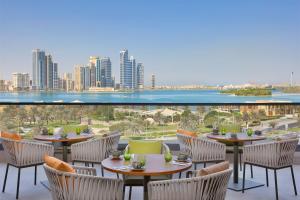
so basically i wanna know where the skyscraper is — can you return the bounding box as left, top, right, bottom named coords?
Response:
left=96, top=58, right=101, bottom=87
left=120, top=49, right=140, bottom=90
left=101, top=57, right=112, bottom=87
left=130, top=56, right=137, bottom=89
left=90, top=65, right=96, bottom=87
left=53, top=63, right=59, bottom=89
left=32, top=49, right=46, bottom=90
left=62, top=73, right=74, bottom=91
left=151, top=74, right=155, bottom=89
left=137, top=63, right=144, bottom=89
left=74, top=65, right=85, bottom=91
left=120, top=49, right=132, bottom=89
left=84, top=66, right=91, bottom=90
left=46, top=54, right=53, bottom=89
left=290, top=72, right=294, bottom=87
left=89, top=56, right=100, bottom=87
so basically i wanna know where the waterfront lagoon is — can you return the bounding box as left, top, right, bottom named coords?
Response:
left=1, top=90, right=300, bottom=103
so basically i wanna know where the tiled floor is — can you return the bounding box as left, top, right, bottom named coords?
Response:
left=0, top=162, right=299, bottom=200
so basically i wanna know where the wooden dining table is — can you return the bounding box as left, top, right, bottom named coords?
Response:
left=207, top=133, right=266, bottom=191
left=102, top=154, right=192, bottom=200
left=34, top=133, right=94, bottom=162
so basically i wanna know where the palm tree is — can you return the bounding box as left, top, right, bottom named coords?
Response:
left=242, top=111, right=251, bottom=128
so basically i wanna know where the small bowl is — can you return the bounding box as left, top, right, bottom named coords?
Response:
left=131, top=161, right=144, bottom=169
left=177, top=153, right=188, bottom=161
left=112, top=150, right=123, bottom=159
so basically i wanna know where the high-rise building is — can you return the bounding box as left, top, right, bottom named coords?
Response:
left=95, top=58, right=101, bottom=87
left=74, top=65, right=85, bottom=91
left=84, top=66, right=91, bottom=90
left=62, top=73, right=74, bottom=91
left=120, top=49, right=140, bottom=90
left=32, top=49, right=46, bottom=90
left=290, top=72, right=294, bottom=87
left=120, top=49, right=132, bottom=89
left=137, top=63, right=144, bottom=89
left=12, top=73, right=30, bottom=91
left=151, top=74, right=155, bottom=89
left=90, top=65, right=96, bottom=87
left=53, top=63, right=59, bottom=90
left=89, top=56, right=99, bottom=66
left=0, top=80, right=6, bottom=91
left=89, top=56, right=100, bottom=87
left=130, top=56, right=137, bottom=89
left=100, top=57, right=112, bottom=87
left=45, top=54, right=53, bottom=89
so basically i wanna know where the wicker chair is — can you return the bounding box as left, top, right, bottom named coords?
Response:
left=1, top=138, right=54, bottom=199
left=177, top=133, right=226, bottom=170
left=71, top=132, right=121, bottom=176
left=148, top=168, right=232, bottom=200
left=123, top=142, right=170, bottom=200
left=43, top=163, right=124, bottom=200
left=242, top=139, right=298, bottom=200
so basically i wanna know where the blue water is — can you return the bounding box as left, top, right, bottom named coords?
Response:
left=0, top=90, right=300, bottom=103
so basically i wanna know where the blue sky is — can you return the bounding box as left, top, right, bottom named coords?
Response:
left=0, top=0, right=299, bottom=85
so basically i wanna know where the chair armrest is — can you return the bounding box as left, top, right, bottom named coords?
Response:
left=73, top=165, right=97, bottom=176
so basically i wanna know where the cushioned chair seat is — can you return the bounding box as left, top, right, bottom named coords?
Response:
left=128, top=140, right=162, bottom=154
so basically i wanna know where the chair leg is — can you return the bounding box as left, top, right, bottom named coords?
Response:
left=194, top=163, right=197, bottom=170
left=179, top=172, right=182, bottom=179
left=250, top=165, right=253, bottom=178
left=122, top=185, right=125, bottom=200
left=239, top=153, right=242, bottom=171
left=129, top=186, right=132, bottom=200
left=290, top=166, right=297, bottom=196
left=34, top=165, right=37, bottom=185
left=16, top=168, right=21, bottom=199
left=266, top=168, right=269, bottom=187
left=242, top=163, right=246, bottom=193
left=274, top=169, right=279, bottom=200
left=117, top=173, right=119, bottom=179
left=2, top=163, right=9, bottom=192
left=101, top=165, right=104, bottom=177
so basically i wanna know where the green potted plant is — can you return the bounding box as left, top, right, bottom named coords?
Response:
left=164, top=150, right=172, bottom=163
left=247, top=128, right=254, bottom=137
left=220, top=127, right=226, bottom=135
left=75, top=127, right=81, bottom=135
left=48, top=128, right=53, bottom=135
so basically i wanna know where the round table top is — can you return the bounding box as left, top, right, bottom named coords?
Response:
left=34, top=133, right=94, bottom=143
left=102, top=154, right=192, bottom=176
left=207, top=133, right=266, bottom=143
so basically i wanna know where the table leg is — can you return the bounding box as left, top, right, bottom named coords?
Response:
left=143, top=176, right=151, bottom=200
left=233, top=142, right=239, bottom=183
left=228, top=142, right=264, bottom=191
left=62, top=142, right=68, bottom=162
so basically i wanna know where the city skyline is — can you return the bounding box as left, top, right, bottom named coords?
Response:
left=1, top=0, right=300, bottom=85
